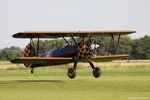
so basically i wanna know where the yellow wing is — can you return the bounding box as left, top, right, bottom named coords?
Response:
left=12, top=30, right=136, bottom=38
left=90, top=55, right=129, bottom=62
left=11, top=57, right=73, bottom=64
left=11, top=55, right=128, bottom=64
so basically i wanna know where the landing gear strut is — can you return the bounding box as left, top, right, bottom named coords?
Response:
left=87, top=56, right=101, bottom=78
left=67, top=56, right=78, bottom=79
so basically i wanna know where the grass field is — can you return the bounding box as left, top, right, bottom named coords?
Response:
left=0, top=61, right=150, bottom=100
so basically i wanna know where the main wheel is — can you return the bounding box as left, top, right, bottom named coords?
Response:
left=67, top=68, right=76, bottom=79
left=93, top=67, right=101, bottom=78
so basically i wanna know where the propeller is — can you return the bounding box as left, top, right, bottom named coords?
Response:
left=84, top=39, right=99, bottom=57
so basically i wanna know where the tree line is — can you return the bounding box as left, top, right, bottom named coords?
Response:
left=0, top=35, right=150, bottom=61
left=0, top=46, right=23, bottom=61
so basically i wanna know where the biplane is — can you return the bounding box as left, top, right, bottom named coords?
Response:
left=11, top=30, right=136, bottom=79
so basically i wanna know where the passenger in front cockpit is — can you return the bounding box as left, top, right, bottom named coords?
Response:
left=60, top=43, right=68, bottom=49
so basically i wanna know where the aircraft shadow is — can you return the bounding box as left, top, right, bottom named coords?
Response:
left=0, top=79, right=65, bottom=84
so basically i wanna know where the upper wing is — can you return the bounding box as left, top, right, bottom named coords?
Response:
left=12, top=30, right=136, bottom=38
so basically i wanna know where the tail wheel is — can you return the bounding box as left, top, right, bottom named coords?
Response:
left=93, top=67, right=101, bottom=78
left=67, top=68, right=76, bottom=79
left=31, top=69, right=34, bottom=74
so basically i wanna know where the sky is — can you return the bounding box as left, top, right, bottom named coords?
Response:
left=0, top=0, right=150, bottom=48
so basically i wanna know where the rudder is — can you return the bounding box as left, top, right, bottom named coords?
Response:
left=24, top=44, right=36, bottom=67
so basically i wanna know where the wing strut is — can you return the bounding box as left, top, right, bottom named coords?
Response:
left=62, top=36, right=70, bottom=46
left=70, top=34, right=77, bottom=45
left=28, top=36, right=40, bottom=57
left=108, top=34, right=121, bottom=55
left=115, top=34, right=121, bottom=54
left=36, top=36, right=40, bottom=57
left=30, top=38, right=36, bottom=51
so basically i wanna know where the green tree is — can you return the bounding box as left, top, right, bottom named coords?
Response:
left=131, top=35, right=150, bottom=59
left=117, top=36, right=133, bottom=55
left=0, top=46, right=23, bottom=61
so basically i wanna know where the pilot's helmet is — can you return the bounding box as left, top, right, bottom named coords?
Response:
left=61, top=43, right=67, bottom=48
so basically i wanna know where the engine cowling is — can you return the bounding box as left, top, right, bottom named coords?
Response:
left=84, top=39, right=99, bottom=57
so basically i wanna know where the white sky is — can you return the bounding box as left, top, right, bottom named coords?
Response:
left=0, top=0, right=150, bottom=48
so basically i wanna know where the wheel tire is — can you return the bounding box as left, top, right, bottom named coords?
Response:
left=67, top=68, right=76, bottom=79
left=31, top=70, right=34, bottom=74
left=93, top=67, right=101, bottom=78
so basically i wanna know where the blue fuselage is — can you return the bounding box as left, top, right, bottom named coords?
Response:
left=31, top=45, right=79, bottom=67
left=40, top=44, right=78, bottom=58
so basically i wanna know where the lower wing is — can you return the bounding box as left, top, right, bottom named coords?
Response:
left=11, top=57, right=73, bottom=64
left=90, top=54, right=129, bottom=62
left=11, top=55, right=129, bottom=64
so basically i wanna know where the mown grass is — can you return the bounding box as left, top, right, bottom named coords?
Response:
left=0, top=61, right=150, bottom=100
left=0, top=75, right=150, bottom=100
left=0, top=61, right=150, bottom=71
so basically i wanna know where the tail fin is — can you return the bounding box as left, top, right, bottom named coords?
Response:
left=24, top=44, right=36, bottom=67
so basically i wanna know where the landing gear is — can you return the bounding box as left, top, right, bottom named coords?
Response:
left=67, top=68, right=76, bottom=79
left=67, top=55, right=101, bottom=79
left=67, top=56, right=78, bottom=79
left=86, top=56, right=101, bottom=78
left=93, top=67, right=101, bottom=78
left=30, top=67, right=34, bottom=74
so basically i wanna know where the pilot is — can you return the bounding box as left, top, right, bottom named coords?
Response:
left=60, top=43, right=68, bottom=49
